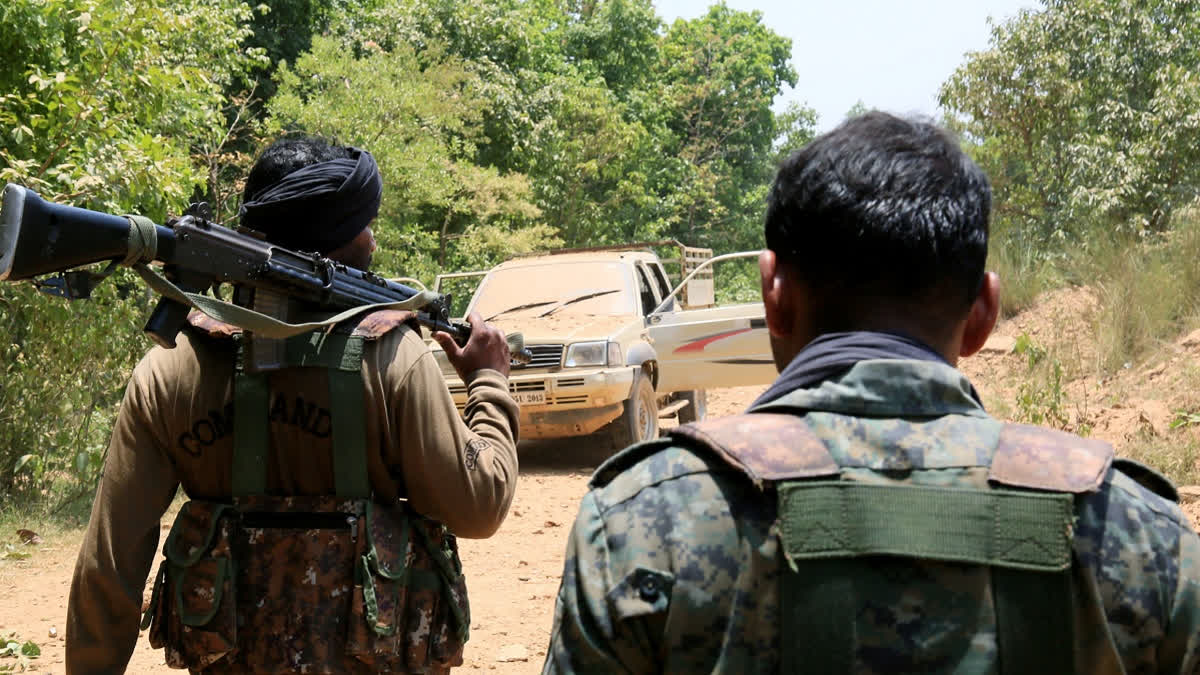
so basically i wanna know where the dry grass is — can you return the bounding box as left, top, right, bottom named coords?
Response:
left=1120, top=429, right=1200, bottom=487
left=989, top=234, right=1058, bottom=318
left=1091, top=216, right=1200, bottom=374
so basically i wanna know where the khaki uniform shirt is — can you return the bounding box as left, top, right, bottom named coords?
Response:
left=66, top=319, right=519, bottom=674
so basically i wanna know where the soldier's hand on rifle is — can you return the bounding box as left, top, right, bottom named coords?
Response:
left=433, top=311, right=512, bottom=380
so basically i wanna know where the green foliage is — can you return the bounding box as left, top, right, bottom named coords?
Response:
left=1012, top=334, right=1070, bottom=430
left=335, top=0, right=567, bottom=172
left=0, top=0, right=261, bottom=509
left=0, top=632, right=40, bottom=672
left=772, top=101, right=819, bottom=165
left=843, top=100, right=871, bottom=121
left=0, top=276, right=153, bottom=507
left=1170, top=410, right=1200, bottom=430
left=989, top=232, right=1058, bottom=318
left=1013, top=332, right=1047, bottom=368
left=527, top=74, right=667, bottom=247
left=268, top=35, right=546, bottom=279
left=561, top=0, right=662, bottom=100
left=942, top=0, right=1200, bottom=245
left=0, top=0, right=263, bottom=216
left=241, top=0, right=357, bottom=98
left=657, top=5, right=798, bottom=251
left=713, top=257, right=762, bottom=305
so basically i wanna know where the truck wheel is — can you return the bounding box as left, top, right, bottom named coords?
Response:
left=609, top=375, right=658, bottom=450
left=676, top=390, right=707, bottom=425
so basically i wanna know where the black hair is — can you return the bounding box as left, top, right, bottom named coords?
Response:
left=242, top=136, right=350, bottom=204
left=765, top=112, right=990, bottom=321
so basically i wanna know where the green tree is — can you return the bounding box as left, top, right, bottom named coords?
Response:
left=335, top=0, right=567, bottom=173
left=560, top=0, right=662, bottom=101
left=0, top=0, right=261, bottom=216
left=844, top=100, right=871, bottom=121
left=268, top=36, right=545, bottom=278
left=0, top=0, right=261, bottom=506
left=941, top=0, right=1200, bottom=242
left=527, top=74, right=666, bottom=246
left=656, top=4, right=798, bottom=251
left=773, top=101, right=820, bottom=164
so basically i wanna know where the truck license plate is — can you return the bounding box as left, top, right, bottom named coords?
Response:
left=513, top=391, right=546, bottom=405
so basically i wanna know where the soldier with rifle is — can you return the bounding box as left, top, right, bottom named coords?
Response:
left=32, top=136, right=521, bottom=673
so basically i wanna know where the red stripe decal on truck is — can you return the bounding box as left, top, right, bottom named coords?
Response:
left=674, top=327, right=753, bottom=354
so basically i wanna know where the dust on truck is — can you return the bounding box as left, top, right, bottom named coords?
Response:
left=431, top=242, right=777, bottom=447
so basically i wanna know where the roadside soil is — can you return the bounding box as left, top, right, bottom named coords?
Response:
left=3, top=287, right=1200, bottom=672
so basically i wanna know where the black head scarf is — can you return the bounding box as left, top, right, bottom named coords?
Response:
left=240, top=147, right=382, bottom=254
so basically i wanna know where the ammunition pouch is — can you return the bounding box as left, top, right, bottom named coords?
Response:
left=145, top=497, right=469, bottom=673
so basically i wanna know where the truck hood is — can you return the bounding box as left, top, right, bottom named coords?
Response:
left=490, top=313, right=637, bottom=342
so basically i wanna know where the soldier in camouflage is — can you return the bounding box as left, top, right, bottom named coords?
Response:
left=543, top=112, right=1200, bottom=673
left=67, top=137, right=519, bottom=674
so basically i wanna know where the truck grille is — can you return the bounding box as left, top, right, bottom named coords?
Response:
left=448, top=380, right=547, bottom=396
left=513, top=344, right=564, bottom=369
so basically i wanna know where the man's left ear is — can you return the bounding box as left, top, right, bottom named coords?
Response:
left=960, top=272, right=1000, bottom=358
left=759, top=249, right=795, bottom=339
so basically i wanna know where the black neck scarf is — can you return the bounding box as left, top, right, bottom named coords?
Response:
left=751, top=330, right=983, bottom=408
left=240, top=147, right=382, bottom=254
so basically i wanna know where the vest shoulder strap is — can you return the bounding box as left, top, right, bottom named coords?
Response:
left=185, top=309, right=241, bottom=340
left=350, top=309, right=419, bottom=340
left=670, top=413, right=840, bottom=486
left=1112, top=457, right=1179, bottom=502
left=989, top=423, right=1113, bottom=494
left=233, top=330, right=370, bottom=499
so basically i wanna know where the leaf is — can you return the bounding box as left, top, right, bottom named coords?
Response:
left=18, top=642, right=38, bottom=658
left=2, top=550, right=30, bottom=561
left=12, top=455, right=36, bottom=474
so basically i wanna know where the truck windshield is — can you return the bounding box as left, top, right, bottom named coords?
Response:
left=472, top=262, right=636, bottom=318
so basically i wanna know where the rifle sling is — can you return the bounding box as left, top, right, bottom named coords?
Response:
left=133, top=262, right=436, bottom=340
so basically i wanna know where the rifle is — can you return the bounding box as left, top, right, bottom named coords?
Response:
left=0, top=184, right=529, bottom=362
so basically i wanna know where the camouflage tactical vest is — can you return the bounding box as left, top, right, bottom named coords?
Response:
left=672, top=413, right=1117, bottom=675
left=142, top=311, right=469, bottom=673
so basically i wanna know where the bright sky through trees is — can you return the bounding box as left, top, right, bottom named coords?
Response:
left=656, top=0, right=1034, bottom=130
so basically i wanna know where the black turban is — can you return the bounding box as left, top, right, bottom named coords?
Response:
left=240, top=147, right=382, bottom=254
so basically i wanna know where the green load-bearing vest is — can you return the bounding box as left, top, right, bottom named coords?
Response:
left=672, top=412, right=1117, bottom=675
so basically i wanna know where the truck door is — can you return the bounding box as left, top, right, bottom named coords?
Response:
left=433, top=270, right=489, bottom=318
left=646, top=251, right=776, bottom=393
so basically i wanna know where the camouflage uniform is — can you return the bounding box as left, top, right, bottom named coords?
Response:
left=543, top=359, right=1200, bottom=673
left=68, top=311, right=519, bottom=674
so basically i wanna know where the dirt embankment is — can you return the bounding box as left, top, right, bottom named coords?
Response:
left=2, top=287, right=1199, bottom=672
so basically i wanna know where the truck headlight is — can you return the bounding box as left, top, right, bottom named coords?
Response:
left=565, top=341, right=608, bottom=368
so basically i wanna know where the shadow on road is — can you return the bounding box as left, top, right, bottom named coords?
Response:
left=517, top=434, right=614, bottom=475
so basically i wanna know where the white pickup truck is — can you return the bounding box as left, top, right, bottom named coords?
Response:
left=430, top=242, right=776, bottom=448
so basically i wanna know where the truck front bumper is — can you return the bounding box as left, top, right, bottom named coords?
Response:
left=448, top=367, right=635, bottom=440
